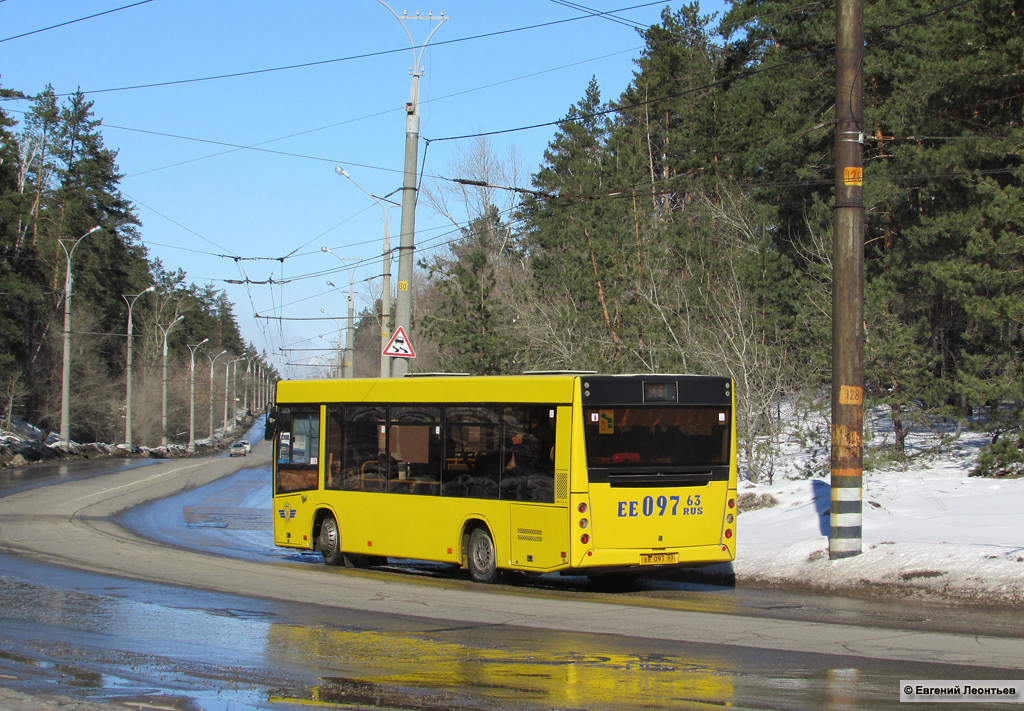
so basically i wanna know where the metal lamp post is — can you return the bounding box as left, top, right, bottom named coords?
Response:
left=186, top=338, right=209, bottom=453
left=122, top=285, right=155, bottom=449
left=207, top=350, right=227, bottom=440
left=224, top=358, right=237, bottom=431
left=336, top=166, right=400, bottom=378
left=321, top=247, right=357, bottom=378
left=229, top=357, right=246, bottom=427
left=326, top=279, right=356, bottom=378
left=319, top=308, right=345, bottom=378
left=158, top=315, right=184, bottom=447
left=58, top=225, right=101, bottom=448
left=242, top=357, right=255, bottom=415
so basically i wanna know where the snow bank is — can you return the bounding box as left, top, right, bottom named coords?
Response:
left=727, top=425, right=1023, bottom=606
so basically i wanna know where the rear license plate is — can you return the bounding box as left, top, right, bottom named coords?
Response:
left=640, top=552, right=678, bottom=565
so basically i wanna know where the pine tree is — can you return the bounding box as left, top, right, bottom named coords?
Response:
left=420, top=205, right=519, bottom=374
left=861, top=0, right=1024, bottom=450
left=519, top=78, right=641, bottom=368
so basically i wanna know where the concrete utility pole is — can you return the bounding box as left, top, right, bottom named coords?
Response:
left=58, top=225, right=100, bottom=448
left=225, top=358, right=242, bottom=432
left=830, top=0, right=865, bottom=560
left=379, top=1, right=448, bottom=377
left=123, top=285, right=155, bottom=449
left=321, top=246, right=358, bottom=378
left=186, top=338, right=209, bottom=453
left=243, top=358, right=253, bottom=415
left=207, top=350, right=227, bottom=440
left=336, top=166, right=399, bottom=378
left=326, top=279, right=356, bottom=379
left=158, top=315, right=184, bottom=448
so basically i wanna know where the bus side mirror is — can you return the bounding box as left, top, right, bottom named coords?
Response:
left=265, top=408, right=278, bottom=441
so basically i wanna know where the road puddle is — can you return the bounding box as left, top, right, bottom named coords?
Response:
left=263, top=624, right=736, bottom=709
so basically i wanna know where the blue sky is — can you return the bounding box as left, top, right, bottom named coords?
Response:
left=1, top=0, right=727, bottom=376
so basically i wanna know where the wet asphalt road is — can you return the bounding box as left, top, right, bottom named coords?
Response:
left=0, top=437, right=1021, bottom=711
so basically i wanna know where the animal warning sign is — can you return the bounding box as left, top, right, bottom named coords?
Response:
left=383, top=327, right=416, bottom=359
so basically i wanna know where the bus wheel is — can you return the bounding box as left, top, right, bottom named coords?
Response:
left=467, top=528, right=498, bottom=584
left=318, top=515, right=345, bottom=566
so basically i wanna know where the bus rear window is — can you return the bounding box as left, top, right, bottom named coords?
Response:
left=583, top=407, right=730, bottom=470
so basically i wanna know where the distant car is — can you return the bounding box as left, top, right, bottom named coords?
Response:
left=230, top=441, right=249, bottom=457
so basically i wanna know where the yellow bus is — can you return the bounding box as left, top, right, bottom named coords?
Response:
left=266, top=374, right=737, bottom=583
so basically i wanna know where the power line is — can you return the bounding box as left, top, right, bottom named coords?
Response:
left=10, top=1, right=666, bottom=98
left=426, top=0, right=982, bottom=144
left=0, top=0, right=156, bottom=44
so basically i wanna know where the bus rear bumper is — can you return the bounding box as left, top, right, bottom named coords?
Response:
left=573, top=544, right=735, bottom=573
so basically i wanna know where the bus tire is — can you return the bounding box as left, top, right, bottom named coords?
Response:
left=467, top=527, right=498, bottom=584
left=318, top=515, right=345, bottom=566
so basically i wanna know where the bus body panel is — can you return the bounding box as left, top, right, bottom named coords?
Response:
left=276, top=376, right=576, bottom=408
left=509, top=503, right=570, bottom=571
left=273, top=492, right=312, bottom=547
left=588, top=481, right=729, bottom=550
left=324, top=492, right=510, bottom=565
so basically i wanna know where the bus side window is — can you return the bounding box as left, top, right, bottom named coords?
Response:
left=389, top=406, right=442, bottom=495
left=442, top=407, right=500, bottom=500
left=343, top=406, right=386, bottom=492
left=501, top=406, right=556, bottom=503
left=325, top=406, right=344, bottom=490
left=275, top=407, right=320, bottom=494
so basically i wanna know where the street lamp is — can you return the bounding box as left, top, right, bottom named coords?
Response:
left=326, top=279, right=356, bottom=378
left=207, top=349, right=227, bottom=440
left=319, top=309, right=344, bottom=378
left=158, top=315, right=184, bottom=447
left=225, top=357, right=243, bottom=431
left=321, top=247, right=357, bottom=379
left=123, top=285, right=155, bottom=449
left=186, top=338, right=209, bottom=453
left=58, top=225, right=101, bottom=448
left=242, top=357, right=256, bottom=415
left=336, top=166, right=400, bottom=378
left=229, top=356, right=247, bottom=427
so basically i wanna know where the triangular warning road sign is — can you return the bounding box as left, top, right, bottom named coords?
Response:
left=383, top=326, right=416, bottom=358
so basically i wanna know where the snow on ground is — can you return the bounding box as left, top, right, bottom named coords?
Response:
left=726, top=410, right=1024, bottom=607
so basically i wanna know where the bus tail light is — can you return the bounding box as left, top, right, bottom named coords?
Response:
left=726, top=514, right=734, bottom=524
left=580, top=533, right=590, bottom=544
left=724, top=529, right=733, bottom=539
left=728, top=498, right=736, bottom=509
left=578, top=518, right=589, bottom=529
left=577, top=502, right=588, bottom=514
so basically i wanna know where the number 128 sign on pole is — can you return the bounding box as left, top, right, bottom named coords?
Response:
left=383, top=326, right=416, bottom=359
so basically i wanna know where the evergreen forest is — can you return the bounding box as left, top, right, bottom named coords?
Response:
left=0, top=87, right=275, bottom=449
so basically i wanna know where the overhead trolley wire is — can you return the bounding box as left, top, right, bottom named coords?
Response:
left=4, top=1, right=667, bottom=98
left=426, top=0, right=981, bottom=144
left=0, top=0, right=156, bottom=44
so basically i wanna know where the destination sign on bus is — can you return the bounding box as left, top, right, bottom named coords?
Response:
left=642, top=381, right=677, bottom=402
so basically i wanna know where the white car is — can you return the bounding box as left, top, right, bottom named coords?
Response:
left=230, top=441, right=250, bottom=457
